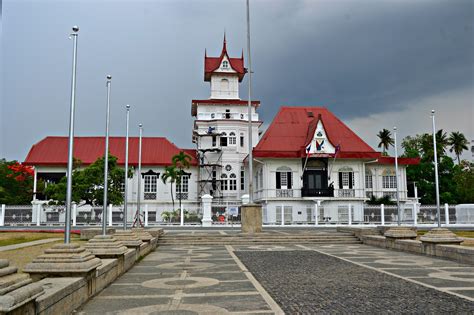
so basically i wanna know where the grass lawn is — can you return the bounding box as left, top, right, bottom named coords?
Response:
left=0, top=237, right=87, bottom=273
left=0, top=232, right=72, bottom=247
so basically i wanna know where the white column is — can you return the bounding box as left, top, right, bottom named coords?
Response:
left=180, top=202, right=184, bottom=226
left=444, top=203, right=450, bottom=225
left=72, top=202, right=77, bottom=227
left=33, top=167, right=37, bottom=201
left=281, top=203, right=285, bottom=226
left=0, top=204, right=4, bottom=226
left=348, top=204, right=352, bottom=225
left=201, top=194, right=213, bottom=227
left=381, top=204, right=385, bottom=226
left=108, top=204, right=113, bottom=227
left=145, top=204, right=149, bottom=227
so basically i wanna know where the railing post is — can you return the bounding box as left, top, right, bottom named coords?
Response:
left=381, top=204, right=385, bottom=226
left=201, top=194, right=213, bottom=227
left=0, top=204, right=5, bottom=226
left=348, top=204, right=352, bottom=225
left=314, top=201, right=319, bottom=226
left=281, top=203, right=285, bottom=226
left=413, top=203, right=417, bottom=226
left=444, top=203, right=449, bottom=225
left=144, top=204, right=149, bottom=227
left=72, top=202, right=77, bottom=227
left=36, top=203, right=42, bottom=226
left=108, top=204, right=113, bottom=227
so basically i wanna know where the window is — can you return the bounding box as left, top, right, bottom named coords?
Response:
left=382, top=169, right=397, bottom=189
left=241, top=166, right=245, bottom=190
left=229, top=173, right=237, bottom=191
left=211, top=113, right=215, bottom=119
left=338, top=167, right=354, bottom=189
left=212, top=167, right=217, bottom=190
left=222, top=61, right=229, bottom=68
left=220, top=132, right=227, bottom=147
left=225, top=109, right=231, bottom=119
left=259, top=168, right=263, bottom=188
left=365, top=169, right=373, bottom=189
left=178, top=175, right=189, bottom=193
left=212, top=135, right=217, bottom=147
left=229, top=132, right=236, bottom=145
left=221, top=174, right=228, bottom=190
left=276, top=166, right=292, bottom=189
left=144, top=175, right=157, bottom=199
left=240, top=134, right=244, bottom=147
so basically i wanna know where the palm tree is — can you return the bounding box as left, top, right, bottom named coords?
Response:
left=435, top=129, right=449, bottom=155
left=161, top=165, right=178, bottom=210
left=172, top=151, right=192, bottom=211
left=448, top=131, right=468, bottom=164
left=377, top=129, right=394, bottom=155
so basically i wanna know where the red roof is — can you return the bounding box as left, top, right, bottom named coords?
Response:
left=191, top=99, right=260, bottom=116
left=204, top=36, right=245, bottom=82
left=252, top=107, right=419, bottom=165
left=24, top=137, right=198, bottom=167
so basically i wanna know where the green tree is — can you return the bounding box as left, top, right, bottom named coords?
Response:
left=453, top=161, right=474, bottom=203
left=172, top=151, right=192, bottom=211
left=161, top=165, right=178, bottom=210
left=377, top=129, right=394, bottom=155
left=44, top=155, right=129, bottom=206
left=448, top=131, right=469, bottom=164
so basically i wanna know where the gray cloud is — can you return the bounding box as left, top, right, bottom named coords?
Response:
left=1, top=0, right=473, bottom=161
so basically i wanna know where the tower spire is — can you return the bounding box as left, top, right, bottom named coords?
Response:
left=222, top=31, right=227, bottom=54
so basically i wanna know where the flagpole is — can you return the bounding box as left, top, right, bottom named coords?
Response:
left=246, top=0, right=254, bottom=203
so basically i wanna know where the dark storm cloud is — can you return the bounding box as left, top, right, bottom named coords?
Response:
left=1, top=0, right=473, bottom=160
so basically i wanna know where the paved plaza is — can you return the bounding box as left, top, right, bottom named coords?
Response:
left=79, top=242, right=474, bottom=314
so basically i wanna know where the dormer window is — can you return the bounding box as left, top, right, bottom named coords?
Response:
left=222, top=61, right=229, bottom=68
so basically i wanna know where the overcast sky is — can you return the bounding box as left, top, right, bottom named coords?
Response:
left=1, top=0, right=473, bottom=161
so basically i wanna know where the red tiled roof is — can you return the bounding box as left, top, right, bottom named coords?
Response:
left=204, top=37, right=245, bottom=82
left=191, top=99, right=260, bottom=116
left=24, top=137, right=198, bottom=167
left=253, top=106, right=418, bottom=165
left=377, top=156, right=420, bottom=165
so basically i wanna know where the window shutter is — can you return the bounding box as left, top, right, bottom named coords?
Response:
left=276, top=172, right=281, bottom=189
left=338, top=172, right=343, bottom=189
left=349, top=172, right=353, bottom=189
left=287, top=172, right=292, bottom=189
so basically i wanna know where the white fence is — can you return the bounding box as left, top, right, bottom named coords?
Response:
left=0, top=203, right=472, bottom=227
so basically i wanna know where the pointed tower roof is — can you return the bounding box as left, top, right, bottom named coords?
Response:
left=204, top=35, right=245, bottom=82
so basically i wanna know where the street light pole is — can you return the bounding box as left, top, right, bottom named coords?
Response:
left=65, top=26, right=79, bottom=244
left=123, top=105, right=130, bottom=230
left=246, top=0, right=253, bottom=203
left=102, top=75, right=112, bottom=236
left=394, top=127, right=401, bottom=226
left=137, top=124, right=143, bottom=223
left=431, top=110, right=441, bottom=227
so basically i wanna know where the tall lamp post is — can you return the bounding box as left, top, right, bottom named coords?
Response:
left=137, top=124, right=143, bottom=225
left=431, top=110, right=441, bottom=227
left=393, top=127, right=401, bottom=226
left=246, top=0, right=253, bottom=203
left=102, top=75, right=112, bottom=235
left=65, top=26, right=79, bottom=244
left=123, top=105, right=130, bottom=230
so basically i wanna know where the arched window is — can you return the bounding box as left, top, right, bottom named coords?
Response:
left=229, top=173, right=237, bottom=191
left=221, top=78, right=229, bottom=91
left=276, top=166, right=292, bottom=189
left=338, top=167, right=354, bottom=189
left=365, top=169, right=373, bottom=189
left=221, top=174, right=228, bottom=191
left=382, top=169, right=397, bottom=189
left=229, top=132, right=236, bottom=145
left=222, top=61, right=229, bottom=68
left=220, top=132, right=227, bottom=147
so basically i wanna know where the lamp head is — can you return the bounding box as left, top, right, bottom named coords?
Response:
left=393, top=126, right=397, bottom=131
left=139, top=123, right=143, bottom=128
left=126, top=104, right=130, bottom=110
left=107, top=75, right=112, bottom=80
left=72, top=26, right=79, bottom=32
left=431, top=109, right=435, bottom=114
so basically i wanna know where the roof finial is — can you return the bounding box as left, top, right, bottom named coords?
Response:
left=205, top=48, right=207, bottom=58
left=222, top=30, right=227, bottom=53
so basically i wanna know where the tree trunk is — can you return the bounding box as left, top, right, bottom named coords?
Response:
left=170, top=182, right=175, bottom=210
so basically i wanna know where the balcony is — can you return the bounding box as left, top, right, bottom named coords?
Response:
left=301, top=187, right=334, bottom=197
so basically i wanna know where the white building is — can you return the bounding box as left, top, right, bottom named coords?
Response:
left=24, top=37, right=419, bottom=225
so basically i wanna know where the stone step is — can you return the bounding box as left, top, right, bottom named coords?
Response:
left=158, top=239, right=361, bottom=245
